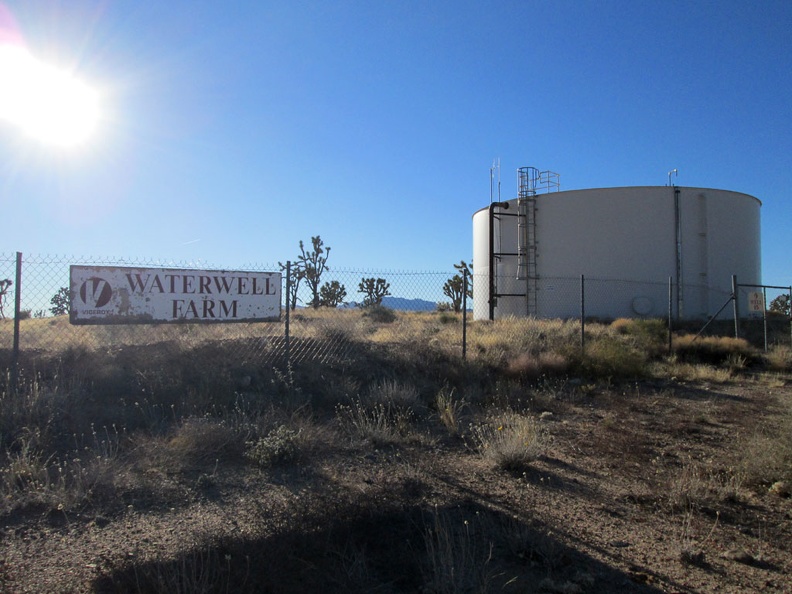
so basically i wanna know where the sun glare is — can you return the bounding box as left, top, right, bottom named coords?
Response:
left=0, top=43, right=100, bottom=147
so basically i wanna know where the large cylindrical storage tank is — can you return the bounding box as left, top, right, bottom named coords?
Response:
left=472, top=186, right=761, bottom=321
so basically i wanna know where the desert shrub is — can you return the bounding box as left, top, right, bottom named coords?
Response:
left=0, top=433, right=54, bottom=504
left=0, top=425, right=121, bottom=514
left=335, top=398, right=414, bottom=445
left=166, top=417, right=244, bottom=467
left=245, top=425, right=300, bottom=467
left=467, top=410, right=544, bottom=471
left=609, top=318, right=633, bottom=334
left=658, top=360, right=734, bottom=383
left=577, top=336, right=647, bottom=378
left=610, top=317, right=668, bottom=355
left=437, top=312, right=458, bottom=325
left=765, top=345, right=792, bottom=372
left=505, top=351, right=569, bottom=380
left=366, top=379, right=422, bottom=413
left=361, top=304, right=397, bottom=324
left=672, top=334, right=757, bottom=366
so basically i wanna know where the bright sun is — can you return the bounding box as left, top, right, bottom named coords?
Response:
left=0, top=44, right=100, bottom=147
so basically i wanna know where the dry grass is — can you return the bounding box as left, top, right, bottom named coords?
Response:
left=335, top=398, right=415, bottom=445
left=505, top=351, right=570, bottom=379
left=422, top=507, right=494, bottom=594
left=166, top=417, right=245, bottom=467
left=765, top=344, right=792, bottom=372
left=672, top=334, right=757, bottom=366
left=435, top=386, right=467, bottom=437
left=580, top=336, right=647, bottom=378
left=653, top=360, right=735, bottom=383
left=2, top=308, right=792, bottom=592
left=665, top=459, right=744, bottom=512
left=0, top=424, right=121, bottom=514
left=467, top=410, right=545, bottom=471
left=467, top=317, right=581, bottom=362
left=739, top=388, right=792, bottom=489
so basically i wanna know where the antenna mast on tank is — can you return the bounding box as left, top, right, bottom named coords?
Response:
left=490, top=158, right=501, bottom=203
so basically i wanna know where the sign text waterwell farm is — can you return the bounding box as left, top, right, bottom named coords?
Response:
left=70, top=265, right=281, bottom=324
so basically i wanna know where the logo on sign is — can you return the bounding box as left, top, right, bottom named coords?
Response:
left=79, top=277, right=113, bottom=308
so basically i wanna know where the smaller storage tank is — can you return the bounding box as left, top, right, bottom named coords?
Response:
left=472, top=169, right=761, bottom=321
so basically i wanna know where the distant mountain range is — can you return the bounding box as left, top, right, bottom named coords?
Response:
left=340, top=296, right=437, bottom=311
left=382, top=296, right=437, bottom=311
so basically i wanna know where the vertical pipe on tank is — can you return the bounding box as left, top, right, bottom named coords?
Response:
left=488, top=201, right=509, bottom=321
left=580, top=274, right=586, bottom=358
left=674, top=185, right=684, bottom=319
left=668, top=276, right=673, bottom=354
left=732, top=275, right=739, bottom=339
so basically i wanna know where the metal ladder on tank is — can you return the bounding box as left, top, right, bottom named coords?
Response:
left=517, top=167, right=539, bottom=316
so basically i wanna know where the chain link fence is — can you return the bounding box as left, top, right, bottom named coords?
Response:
left=0, top=253, right=464, bottom=373
left=1, top=254, right=790, bottom=388
left=734, top=281, right=792, bottom=350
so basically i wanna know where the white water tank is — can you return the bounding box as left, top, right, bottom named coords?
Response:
left=472, top=185, right=761, bottom=321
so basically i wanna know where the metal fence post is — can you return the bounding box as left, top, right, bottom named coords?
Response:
left=762, top=286, right=768, bottom=352
left=284, top=260, right=291, bottom=368
left=462, top=268, right=468, bottom=360
left=788, top=286, right=792, bottom=349
left=580, top=274, right=585, bottom=358
left=11, top=252, right=22, bottom=395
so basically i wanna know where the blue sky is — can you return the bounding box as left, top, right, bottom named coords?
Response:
left=1, top=0, right=790, bottom=287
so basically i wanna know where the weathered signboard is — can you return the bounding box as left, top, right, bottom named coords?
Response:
left=70, top=265, right=281, bottom=324
left=747, top=291, right=765, bottom=313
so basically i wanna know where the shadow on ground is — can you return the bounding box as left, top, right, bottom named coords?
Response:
left=92, top=500, right=667, bottom=593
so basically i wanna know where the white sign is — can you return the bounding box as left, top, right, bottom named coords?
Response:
left=747, top=291, right=764, bottom=313
left=70, top=265, right=281, bottom=324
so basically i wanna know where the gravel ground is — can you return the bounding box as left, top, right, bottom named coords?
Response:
left=1, top=376, right=790, bottom=593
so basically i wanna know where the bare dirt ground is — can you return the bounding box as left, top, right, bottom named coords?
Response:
left=1, top=375, right=790, bottom=593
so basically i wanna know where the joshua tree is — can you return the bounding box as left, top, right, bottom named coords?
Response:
left=319, top=280, right=347, bottom=307
left=442, top=261, right=473, bottom=313
left=358, top=277, right=391, bottom=307
left=0, top=279, right=12, bottom=319
left=50, top=286, right=70, bottom=316
left=278, top=261, right=304, bottom=311
left=298, top=236, right=331, bottom=309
